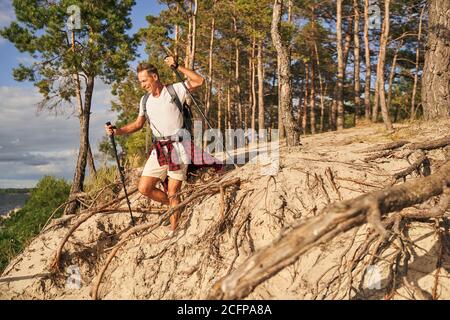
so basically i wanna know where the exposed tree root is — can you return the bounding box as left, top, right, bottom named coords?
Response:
left=49, top=188, right=138, bottom=271
left=391, top=151, right=428, bottom=183
left=363, top=136, right=450, bottom=162
left=407, top=136, right=450, bottom=151
left=325, top=167, right=343, bottom=200
left=363, top=141, right=410, bottom=153
left=89, top=178, right=240, bottom=300
left=208, top=159, right=450, bottom=299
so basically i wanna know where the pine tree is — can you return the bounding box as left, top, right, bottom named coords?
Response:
left=1, top=0, right=136, bottom=214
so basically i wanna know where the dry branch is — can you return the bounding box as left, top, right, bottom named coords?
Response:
left=90, top=178, right=240, bottom=300
left=407, top=136, right=450, bottom=151
left=208, top=161, right=450, bottom=300
left=50, top=187, right=138, bottom=271
left=392, top=151, right=428, bottom=183
left=364, top=150, right=394, bottom=161
left=361, top=141, right=409, bottom=153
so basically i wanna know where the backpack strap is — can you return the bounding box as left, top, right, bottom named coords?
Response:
left=166, top=83, right=192, bottom=132
left=141, top=92, right=163, bottom=140
left=141, top=92, right=151, bottom=124
left=166, top=83, right=184, bottom=115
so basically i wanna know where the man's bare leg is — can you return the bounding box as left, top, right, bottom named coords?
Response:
left=138, top=176, right=169, bottom=205
left=167, top=178, right=183, bottom=231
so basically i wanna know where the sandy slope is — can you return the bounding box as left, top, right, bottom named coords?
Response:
left=1, top=120, right=449, bottom=300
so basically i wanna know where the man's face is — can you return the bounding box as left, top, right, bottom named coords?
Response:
left=138, top=70, right=158, bottom=92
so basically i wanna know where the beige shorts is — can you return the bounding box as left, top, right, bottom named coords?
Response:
left=141, top=143, right=188, bottom=182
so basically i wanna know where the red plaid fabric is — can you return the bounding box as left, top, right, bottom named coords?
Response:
left=180, top=140, right=223, bottom=169
left=150, top=140, right=182, bottom=171
left=148, top=139, right=224, bottom=193
left=148, top=139, right=224, bottom=172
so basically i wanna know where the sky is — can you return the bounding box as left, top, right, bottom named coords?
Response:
left=0, top=0, right=164, bottom=188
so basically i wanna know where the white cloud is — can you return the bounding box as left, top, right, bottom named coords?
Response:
left=0, top=80, right=118, bottom=187
left=0, top=179, right=38, bottom=188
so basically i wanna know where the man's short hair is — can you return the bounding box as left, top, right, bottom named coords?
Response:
left=137, top=62, right=159, bottom=77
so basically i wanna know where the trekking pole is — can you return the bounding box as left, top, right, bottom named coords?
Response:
left=161, top=46, right=238, bottom=168
left=106, top=122, right=136, bottom=226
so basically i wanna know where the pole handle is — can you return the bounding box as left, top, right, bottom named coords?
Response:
left=106, top=121, right=117, bottom=138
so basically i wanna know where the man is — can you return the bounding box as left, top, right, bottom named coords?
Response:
left=105, top=56, right=204, bottom=235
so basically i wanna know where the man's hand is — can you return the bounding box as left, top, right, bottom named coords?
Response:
left=164, top=55, right=178, bottom=69
left=105, top=123, right=116, bottom=136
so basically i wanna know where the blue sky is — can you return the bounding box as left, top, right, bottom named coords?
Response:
left=0, top=0, right=164, bottom=188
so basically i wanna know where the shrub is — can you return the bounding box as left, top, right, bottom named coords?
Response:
left=0, top=176, right=70, bottom=272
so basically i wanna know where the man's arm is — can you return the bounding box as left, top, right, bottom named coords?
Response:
left=177, top=65, right=204, bottom=91
left=164, top=56, right=204, bottom=91
left=105, top=115, right=146, bottom=136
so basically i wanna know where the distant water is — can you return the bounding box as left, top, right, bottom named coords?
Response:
left=0, top=193, right=30, bottom=216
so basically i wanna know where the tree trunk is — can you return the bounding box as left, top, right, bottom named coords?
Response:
left=65, top=76, right=94, bottom=215
left=205, top=15, right=215, bottom=123
left=372, top=53, right=381, bottom=122
left=353, top=0, right=361, bottom=124
left=271, top=0, right=300, bottom=146
left=227, top=82, right=231, bottom=130
left=280, top=0, right=293, bottom=139
left=387, top=40, right=402, bottom=115
left=377, top=0, right=393, bottom=130
left=332, top=14, right=353, bottom=131
left=174, top=4, right=180, bottom=83
left=251, top=37, right=257, bottom=142
left=363, top=0, right=372, bottom=121
left=309, top=61, right=316, bottom=134
left=232, top=16, right=243, bottom=128
left=189, top=0, right=197, bottom=70
left=302, top=65, right=309, bottom=135
left=314, top=42, right=326, bottom=132
left=343, top=15, right=354, bottom=71
left=65, top=31, right=89, bottom=215
left=185, top=9, right=191, bottom=69
left=87, top=143, right=96, bottom=176
left=218, top=88, right=222, bottom=132
left=174, top=5, right=179, bottom=57
left=257, top=39, right=265, bottom=139
left=421, top=0, right=450, bottom=120
left=336, top=0, right=345, bottom=130
left=363, top=0, right=372, bottom=120
left=278, top=55, right=285, bottom=139
left=411, top=5, right=425, bottom=119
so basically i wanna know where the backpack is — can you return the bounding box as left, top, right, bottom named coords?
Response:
left=141, top=83, right=193, bottom=135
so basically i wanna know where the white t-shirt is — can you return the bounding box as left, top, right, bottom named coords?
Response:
left=138, top=82, right=188, bottom=138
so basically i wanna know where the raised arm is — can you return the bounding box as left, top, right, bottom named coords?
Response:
left=164, top=56, right=204, bottom=91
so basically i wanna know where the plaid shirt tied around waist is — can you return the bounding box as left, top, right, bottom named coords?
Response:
left=148, top=138, right=224, bottom=172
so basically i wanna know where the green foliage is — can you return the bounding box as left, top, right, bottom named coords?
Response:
left=0, top=188, right=32, bottom=194
left=0, top=176, right=70, bottom=272
left=99, top=71, right=149, bottom=164
left=0, top=0, right=137, bottom=109
left=84, top=165, right=118, bottom=195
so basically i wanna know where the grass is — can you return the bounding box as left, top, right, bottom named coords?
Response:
left=0, top=176, right=70, bottom=273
